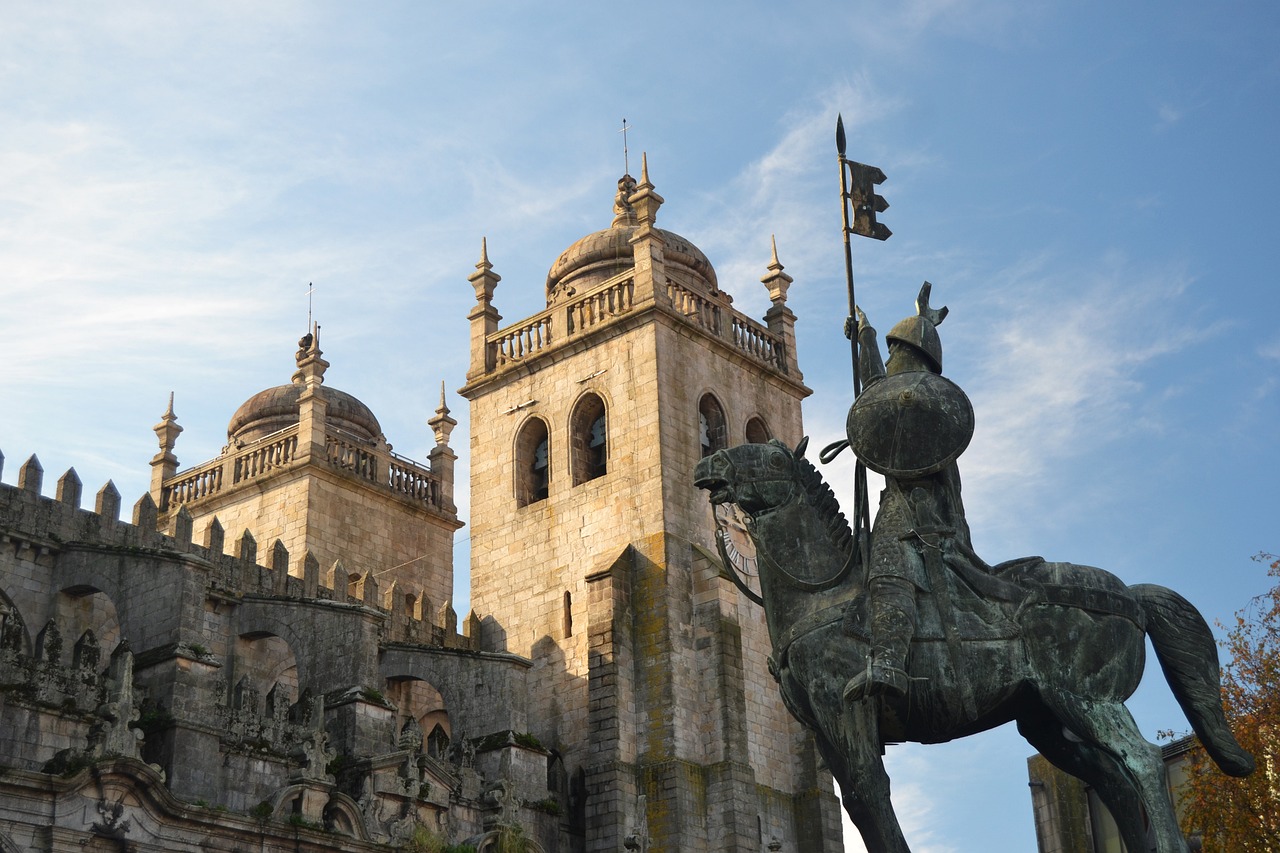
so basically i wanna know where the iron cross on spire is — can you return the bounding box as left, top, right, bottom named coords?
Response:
left=618, top=118, right=635, bottom=175
left=306, top=282, right=315, bottom=330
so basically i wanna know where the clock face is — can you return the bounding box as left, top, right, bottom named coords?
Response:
left=714, top=504, right=758, bottom=586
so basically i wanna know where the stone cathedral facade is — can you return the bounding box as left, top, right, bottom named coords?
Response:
left=0, top=163, right=844, bottom=852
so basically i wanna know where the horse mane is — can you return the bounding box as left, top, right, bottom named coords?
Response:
left=793, top=450, right=855, bottom=557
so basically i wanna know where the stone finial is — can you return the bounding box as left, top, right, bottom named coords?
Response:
left=428, top=382, right=458, bottom=446
left=469, top=237, right=502, bottom=306
left=18, top=454, right=43, bottom=494
left=96, top=480, right=121, bottom=522
left=238, top=529, right=258, bottom=564
left=327, top=558, right=348, bottom=602
left=359, top=570, right=379, bottom=606
left=204, top=517, right=225, bottom=555
left=291, top=323, right=330, bottom=388
left=464, top=610, right=482, bottom=642
left=761, top=235, right=794, bottom=306
left=91, top=641, right=143, bottom=760
left=56, top=468, right=82, bottom=508
left=612, top=173, right=638, bottom=227
left=438, top=601, right=458, bottom=635
left=398, top=715, right=424, bottom=752
left=628, top=153, right=664, bottom=226
left=0, top=448, right=5, bottom=482
left=271, top=540, right=290, bottom=593
left=302, top=551, right=320, bottom=598
left=271, top=539, right=290, bottom=573
left=153, top=392, right=183, bottom=456
left=172, top=505, right=193, bottom=545
left=132, top=492, right=158, bottom=530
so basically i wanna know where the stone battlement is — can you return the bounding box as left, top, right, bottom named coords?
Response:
left=0, top=451, right=475, bottom=649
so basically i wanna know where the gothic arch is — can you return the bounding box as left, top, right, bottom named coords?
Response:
left=232, top=632, right=300, bottom=714
left=569, top=391, right=608, bottom=485
left=56, top=586, right=121, bottom=667
left=0, top=588, right=31, bottom=656
left=744, top=415, right=771, bottom=444
left=384, top=676, right=451, bottom=757
left=698, top=393, right=728, bottom=458
left=514, top=416, right=551, bottom=506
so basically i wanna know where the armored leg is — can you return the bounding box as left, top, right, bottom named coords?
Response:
left=844, top=576, right=918, bottom=703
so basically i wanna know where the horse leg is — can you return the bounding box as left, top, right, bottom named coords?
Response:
left=1044, top=692, right=1189, bottom=853
left=821, top=700, right=913, bottom=853
left=1017, top=704, right=1150, bottom=852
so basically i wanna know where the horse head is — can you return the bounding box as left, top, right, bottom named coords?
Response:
left=693, top=437, right=809, bottom=517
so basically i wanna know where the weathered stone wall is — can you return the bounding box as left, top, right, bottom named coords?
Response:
left=0, top=471, right=547, bottom=851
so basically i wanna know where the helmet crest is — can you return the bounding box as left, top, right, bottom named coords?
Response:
left=886, top=281, right=947, bottom=373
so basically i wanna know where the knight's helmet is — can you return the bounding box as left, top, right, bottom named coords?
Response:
left=886, top=281, right=948, bottom=373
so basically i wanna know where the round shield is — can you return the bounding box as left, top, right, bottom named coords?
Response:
left=846, top=371, right=975, bottom=478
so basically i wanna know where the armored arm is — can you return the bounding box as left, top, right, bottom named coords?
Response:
left=855, top=306, right=887, bottom=389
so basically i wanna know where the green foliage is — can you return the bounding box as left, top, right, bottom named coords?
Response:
left=325, top=752, right=350, bottom=778
left=492, top=824, right=529, bottom=853
left=526, top=797, right=562, bottom=816
left=361, top=687, right=386, bottom=704
left=403, top=825, right=475, bottom=853
left=1179, top=552, right=1280, bottom=852
left=249, top=800, right=274, bottom=821
left=513, top=731, right=543, bottom=750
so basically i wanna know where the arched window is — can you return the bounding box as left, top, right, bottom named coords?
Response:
left=515, top=417, right=551, bottom=506
left=698, top=394, right=727, bottom=458
left=744, top=416, right=771, bottom=444
left=563, top=590, right=573, bottom=638
left=570, top=393, right=608, bottom=485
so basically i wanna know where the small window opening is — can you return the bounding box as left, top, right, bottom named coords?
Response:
left=571, top=393, right=608, bottom=485
left=516, top=417, right=551, bottom=506
left=563, top=590, right=573, bottom=638
left=744, top=416, right=771, bottom=444
left=699, top=394, right=727, bottom=458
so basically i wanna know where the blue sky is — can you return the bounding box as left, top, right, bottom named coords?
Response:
left=2, top=3, right=1278, bottom=850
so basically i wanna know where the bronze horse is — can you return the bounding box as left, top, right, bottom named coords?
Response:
left=694, top=439, right=1252, bottom=853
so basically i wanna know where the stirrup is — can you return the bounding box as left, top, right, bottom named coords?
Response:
left=843, top=657, right=909, bottom=704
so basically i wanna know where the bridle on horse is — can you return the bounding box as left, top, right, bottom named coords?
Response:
left=711, top=451, right=859, bottom=606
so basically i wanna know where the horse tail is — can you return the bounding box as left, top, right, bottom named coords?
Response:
left=1132, top=583, right=1255, bottom=777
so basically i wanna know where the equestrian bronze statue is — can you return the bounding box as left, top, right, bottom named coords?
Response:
left=693, top=284, right=1252, bottom=853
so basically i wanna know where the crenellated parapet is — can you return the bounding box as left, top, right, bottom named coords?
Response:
left=0, top=453, right=478, bottom=653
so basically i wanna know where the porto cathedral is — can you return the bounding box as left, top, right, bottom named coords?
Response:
left=0, top=160, right=845, bottom=852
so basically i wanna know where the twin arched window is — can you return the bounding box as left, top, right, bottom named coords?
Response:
left=515, top=393, right=609, bottom=505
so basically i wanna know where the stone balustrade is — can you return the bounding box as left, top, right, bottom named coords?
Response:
left=162, top=424, right=444, bottom=512
left=484, top=272, right=787, bottom=375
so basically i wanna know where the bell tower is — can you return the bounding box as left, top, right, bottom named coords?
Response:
left=461, top=158, right=843, bottom=852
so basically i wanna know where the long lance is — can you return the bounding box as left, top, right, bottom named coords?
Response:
left=834, top=114, right=890, bottom=552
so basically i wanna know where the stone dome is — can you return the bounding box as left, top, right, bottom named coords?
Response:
left=228, top=383, right=382, bottom=445
left=545, top=173, right=718, bottom=306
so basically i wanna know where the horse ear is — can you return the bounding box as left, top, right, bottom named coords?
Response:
left=795, top=436, right=810, bottom=458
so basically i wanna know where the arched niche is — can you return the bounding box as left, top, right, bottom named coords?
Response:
left=55, top=585, right=121, bottom=667
left=514, top=416, right=551, bottom=506
left=233, top=632, right=299, bottom=713
left=744, top=415, right=771, bottom=444
left=569, top=392, right=608, bottom=485
left=385, top=676, right=450, bottom=757
left=698, top=393, right=728, bottom=458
